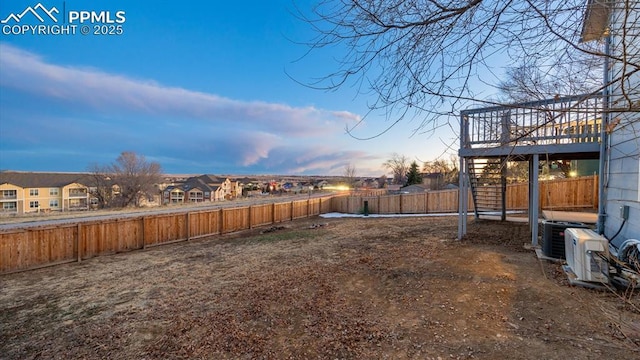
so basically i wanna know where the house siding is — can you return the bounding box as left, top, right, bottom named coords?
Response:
left=0, top=183, right=24, bottom=213
left=603, top=1, right=640, bottom=247
left=0, top=181, right=90, bottom=214
left=604, top=124, right=640, bottom=247
left=62, top=182, right=90, bottom=211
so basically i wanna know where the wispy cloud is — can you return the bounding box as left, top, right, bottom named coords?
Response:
left=259, top=145, right=377, bottom=175
left=0, top=43, right=383, bottom=175
left=0, top=43, right=352, bottom=136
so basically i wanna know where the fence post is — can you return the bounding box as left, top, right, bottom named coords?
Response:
left=592, top=174, right=598, bottom=209
left=290, top=201, right=294, bottom=221
left=141, top=216, right=146, bottom=249
left=219, top=209, right=224, bottom=234
left=272, top=203, right=276, bottom=224
left=77, top=223, right=82, bottom=262
left=185, top=212, right=190, bottom=240
left=210, top=211, right=214, bottom=233
left=400, top=194, right=403, bottom=214
left=249, top=205, right=253, bottom=229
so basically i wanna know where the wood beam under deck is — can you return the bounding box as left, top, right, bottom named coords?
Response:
left=459, top=143, right=600, bottom=160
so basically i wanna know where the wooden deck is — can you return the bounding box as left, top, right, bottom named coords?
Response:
left=457, top=94, right=604, bottom=242
left=459, top=94, right=602, bottom=159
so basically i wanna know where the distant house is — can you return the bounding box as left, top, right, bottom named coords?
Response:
left=315, top=180, right=329, bottom=189
left=401, top=184, right=429, bottom=194
left=386, top=184, right=402, bottom=193
left=162, top=174, right=240, bottom=204
left=163, top=180, right=219, bottom=204
left=163, top=186, right=185, bottom=204
left=421, top=173, right=445, bottom=190
left=360, top=178, right=380, bottom=189
left=0, top=171, right=91, bottom=214
left=237, top=177, right=262, bottom=196
left=196, top=174, right=241, bottom=199
left=443, top=183, right=459, bottom=190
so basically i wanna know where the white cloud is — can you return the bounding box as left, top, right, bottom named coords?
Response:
left=0, top=43, right=359, bottom=137
left=331, top=110, right=362, bottom=123
left=0, top=43, right=391, bottom=175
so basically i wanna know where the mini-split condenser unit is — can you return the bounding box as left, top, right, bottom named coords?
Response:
left=564, top=228, right=609, bottom=284
left=540, top=220, right=590, bottom=259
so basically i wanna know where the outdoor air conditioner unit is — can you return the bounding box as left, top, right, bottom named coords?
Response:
left=564, top=228, right=609, bottom=284
left=540, top=220, right=591, bottom=259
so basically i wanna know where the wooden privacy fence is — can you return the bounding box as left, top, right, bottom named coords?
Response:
left=0, top=197, right=329, bottom=274
left=330, top=190, right=463, bottom=214
left=504, top=175, right=598, bottom=210
left=0, top=176, right=597, bottom=274
left=333, top=175, right=598, bottom=214
left=539, top=175, right=598, bottom=210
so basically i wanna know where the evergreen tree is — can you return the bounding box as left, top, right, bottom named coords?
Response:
left=406, top=161, right=422, bottom=186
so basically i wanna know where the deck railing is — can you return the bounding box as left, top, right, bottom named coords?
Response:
left=68, top=189, right=88, bottom=198
left=461, top=94, right=603, bottom=149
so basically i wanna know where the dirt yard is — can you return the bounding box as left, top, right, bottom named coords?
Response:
left=1, top=216, right=639, bottom=359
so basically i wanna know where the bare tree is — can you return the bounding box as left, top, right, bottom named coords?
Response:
left=383, top=153, right=409, bottom=184
left=110, top=152, right=163, bottom=207
left=498, top=63, right=601, bottom=104
left=86, top=163, right=115, bottom=209
left=343, top=163, right=358, bottom=189
left=422, top=159, right=454, bottom=174
left=298, top=0, right=639, bottom=135
left=423, top=156, right=459, bottom=186
left=377, top=174, right=388, bottom=188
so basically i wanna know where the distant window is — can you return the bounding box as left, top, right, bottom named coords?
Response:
left=50, top=199, right=59, bottom=208
left=3, top=202, right=16, bottom=210
left=29, top=201, right=39, bottom=208
left=49, top=188, right=59, bottom=196
left=1, top=190, right=16, bottom=198
left=29, top=189, right=39, bottom=197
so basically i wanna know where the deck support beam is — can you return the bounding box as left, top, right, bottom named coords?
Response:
left=501, top=156, right=507, bottom=221
left=529, top=154, right=540, bottom=247
left=457, top=157, right=469, bottom=240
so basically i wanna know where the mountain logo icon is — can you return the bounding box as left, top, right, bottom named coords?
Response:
left=1, top=3, right=59, bottom=24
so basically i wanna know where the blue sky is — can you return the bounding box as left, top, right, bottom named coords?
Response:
left=0, top=0, right=466, bottom=176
